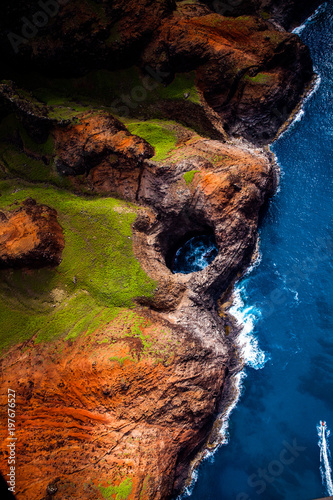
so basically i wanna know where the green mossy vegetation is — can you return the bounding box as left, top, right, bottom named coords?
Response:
left=244, top=72, right=274, bottom=85
left=236, top=15, right=253, bottom=22
left=0, top=180, right=156, bottom=353
left=17, top=67, right=200, bottom=114
left=0, top=68, right=201, bottom=354
left=99, top=478, right=133, bottom=500
left=156, top=72, right=200, bottom=105
left=0, top=113, right=72, bottom=187
left=183, top=169, right=200, bottom=186
left=123, top=310, right=153, bottom=352
left=109, top=355, right=135, bottom=366
left=260, top=10, right=270, bottom=20
left=265, top=32, right=286, bottom=44
left=0, top=144, right=51, bottom=182
left=125, top=120, right=178, bottom=161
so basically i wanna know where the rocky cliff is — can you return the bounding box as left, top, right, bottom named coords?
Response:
left=0, top=1, right=320, bottom=499
left=0, top=198, right=64, bottom=268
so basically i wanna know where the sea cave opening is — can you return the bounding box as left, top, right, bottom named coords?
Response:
left=163, top=223, right=218, bottom=275
left=171, top=233, right=218, bottom=274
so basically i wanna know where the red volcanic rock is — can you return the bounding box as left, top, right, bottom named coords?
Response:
left=0, top=198, right=64, bottom=268
left=0, top=2, right=319, bottom=499
left=53, top=112, right=154, bottom=179
left=141, top=13, right=313, bottom=143
left=0, top=132, right=276, bottom=500
left=0, top=309, right=230, bottom=500
left=134, top=137, right=277, bottom=311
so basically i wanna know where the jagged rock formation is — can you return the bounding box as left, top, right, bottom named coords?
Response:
left=53, top=112, right=154, bottom=200
left=0, top=0, right=175, bottom=75
left=141, top=12, right=313, bottom=143
left=0, top=198, right=64, bottom=268
left=0, top=307, right=232, bottom=500
left=0, top=0, right=315, bottom=144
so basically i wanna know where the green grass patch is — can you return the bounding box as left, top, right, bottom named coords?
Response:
left=18, top=67, right=200, bottom=113
left=0, top=142, right=72, bottom=188
left=126, top=120, right=178, bottom=161
left=122, top=310, right=153, bottom=352
left=260, top=10, right=270, bottom=20
left=0, top=181, right=156, bottom=352
left=0, top=144, right=51, bottom=182
left=183, top=169, right=200, bottom=186
left=0, top=113, right=72, bottom=187
left=19, top=125, right=54, bottom=157
left=236, top=15, right=253, bottom=22
left=99, top=478, right=133, bottom=500
left=244, top=72, right=275, bottom=85
left=156, top=72, right=200, bottom=105
left=109, top=355, right=135, bottom=366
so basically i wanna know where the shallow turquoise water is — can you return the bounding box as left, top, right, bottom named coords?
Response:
left=184, top=3, right=333, bottom=499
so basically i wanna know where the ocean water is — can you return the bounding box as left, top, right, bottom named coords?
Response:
left=181, top=3, right=333, bottom=499
left=172, top=234, right=218, bottom=274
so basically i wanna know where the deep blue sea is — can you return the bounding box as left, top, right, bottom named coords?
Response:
left=182, top=3, right=333, bottom=499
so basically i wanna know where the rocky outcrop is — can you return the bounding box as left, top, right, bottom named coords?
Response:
left=200, top=0, right=323, bottom=30
left=0, top=128, right=276, bottom=499
left=0, top=0, right=175, bottom=75
left=141, top=12, right=313, bottom=143
left=134, top=138, right=276, bottom=310
left=0, top=307, right=233, bottom=500
left=54, top=112, right=154, bottom=200
left=0, top=198, right=64, bottom=268
left=0, top=81, right=57, bottom=142
left=0, top=0, right=317, bottom=144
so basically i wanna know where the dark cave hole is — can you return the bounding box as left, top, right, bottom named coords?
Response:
left=169, top=232, right=218, bottom=275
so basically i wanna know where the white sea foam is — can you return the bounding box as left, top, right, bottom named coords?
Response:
left=244, top=250, right=262, bottom=276
left=230, top=286, right=268, bottom=370
left=178, top=370, right=247, bottom=499
left=276, top=73, right=321, bottom=141
left=317, top=421, right=333, bottom=496
left=293, top=3, right=328, bottom=35
left=178, top=280, right=268, bottom=499
left=177, top=3, right=328, bottom=498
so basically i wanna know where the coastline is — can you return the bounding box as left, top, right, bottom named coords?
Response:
left=175, top=5, right=326, bottom=496
left=0, top=1, right=327, bottom=499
